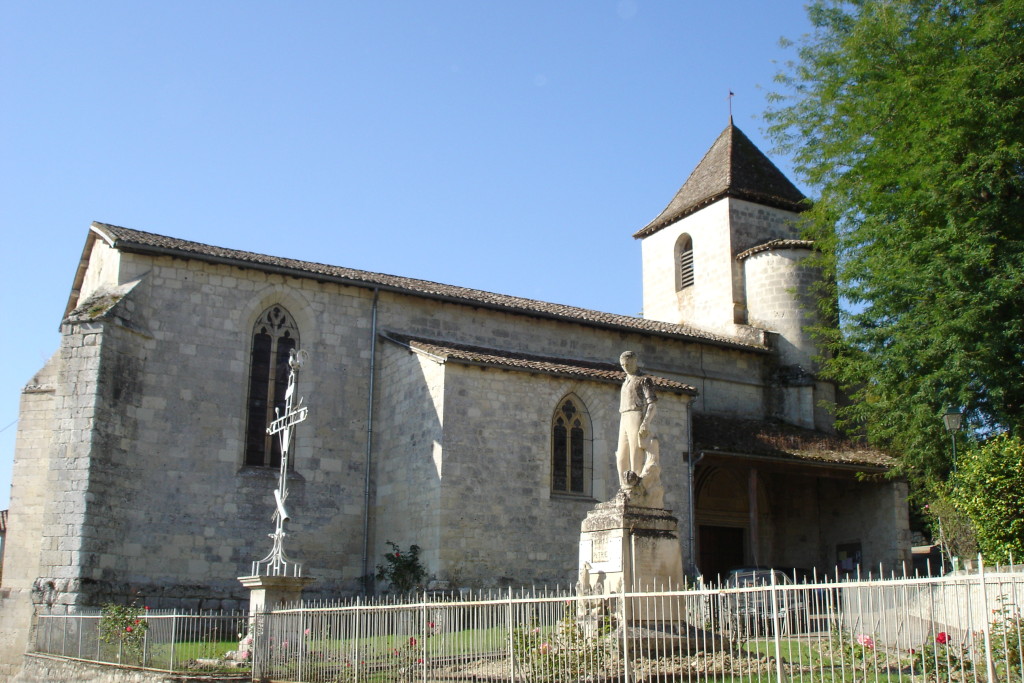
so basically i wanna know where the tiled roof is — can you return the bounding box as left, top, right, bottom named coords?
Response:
left=693, top=413, right=894, bottom=470
left=88, top=222, right=767, bottom=352
left=383, top=333, right=698, bottom=395
left=634, top=123, right=808, bottom=239
left=736, top=239, right=815, bottom=261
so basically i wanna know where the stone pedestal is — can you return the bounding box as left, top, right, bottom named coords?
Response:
left=578, top=496, right=684, bottom=630
left=237, top=574, right=315, bottom=655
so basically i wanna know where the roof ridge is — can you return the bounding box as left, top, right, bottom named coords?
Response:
left=88, top=222, right=769, bottom=352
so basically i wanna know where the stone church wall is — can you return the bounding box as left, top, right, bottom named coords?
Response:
left=373, top=342, right=446, bottom=576
left=0, top=355, right=60, bottom=679
left=10, top=233, right=860, bottom=610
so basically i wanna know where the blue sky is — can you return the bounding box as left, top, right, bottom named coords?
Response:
left=0, top=1, right=814, bottom=510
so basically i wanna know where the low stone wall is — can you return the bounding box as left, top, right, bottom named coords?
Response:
left=13, top=654, right=248, bottom=683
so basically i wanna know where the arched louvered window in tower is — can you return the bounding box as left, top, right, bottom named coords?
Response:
left=676, top=234, right=694, bottom=290
left=551, top=395, right=593, bottom=496
left=244, top=305, right=299, bottom=467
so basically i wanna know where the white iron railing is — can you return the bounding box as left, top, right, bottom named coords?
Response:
left=31, top=564, right=1024, bottom=682
left=252, top=566, right=1024, bottom=682
left=32, top=608, right=250, bottom=673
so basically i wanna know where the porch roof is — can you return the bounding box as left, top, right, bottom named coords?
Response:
left=693, top=413, right=894, bottom=472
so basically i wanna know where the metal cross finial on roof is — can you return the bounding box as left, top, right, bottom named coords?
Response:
left=728, top=90, right=735, bottom=123
left=252, top=348, right=310, bottom=577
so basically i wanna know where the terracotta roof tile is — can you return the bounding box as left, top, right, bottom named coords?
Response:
left=736, top=239, right=816, bottom=261
left=634, top=123, right=808, bottom=239
left=89, top=222, right=767, bottom=352
left=693, top=413, right=894, bottom=469
left=383, top=333, right=698, bottom=394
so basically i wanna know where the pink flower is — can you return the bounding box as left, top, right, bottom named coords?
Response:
left=125, top=626, right=132, bottom=632
left=282, top=640, right=289, bottom=649
left=409, top=636, right=417, bottom=647
left=240, top=651, right=250, bottom=660
left=245, top=636, right=253, bottom=644
left=856, top=634, right=874, bottom=649
left=936, top=632, right=950, bottom=644
left=304, top=628, right=311, bottom=635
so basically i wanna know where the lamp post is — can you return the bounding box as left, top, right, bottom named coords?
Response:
left=943, top=407, right=963, bottom=472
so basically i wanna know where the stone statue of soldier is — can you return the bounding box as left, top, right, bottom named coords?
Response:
left=615, top=351, right=657, bottom=483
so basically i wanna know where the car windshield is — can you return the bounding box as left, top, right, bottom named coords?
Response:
left=728, top=570, right=793, bottom=587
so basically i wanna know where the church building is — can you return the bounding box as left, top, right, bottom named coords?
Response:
left=0, top=125, right=909, bottom=665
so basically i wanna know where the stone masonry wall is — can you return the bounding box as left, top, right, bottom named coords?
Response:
left=436, top=363, right=692, bottom=586
left=0, top=356, right=60, bottom=680
left=15, top=237, right=807, bottom=610
left=817, top=478, right=912, bottom=573
left=372, top=341, right=445, bottom=579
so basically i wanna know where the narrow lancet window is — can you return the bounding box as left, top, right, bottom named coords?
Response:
left=551, top=395, right=592, bottom=495
left=244, top=306, right=299, bottom=467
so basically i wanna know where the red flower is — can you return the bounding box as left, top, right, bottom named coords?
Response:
left=409, top=636, right=417, bottom=646
left=134, top=619, right=140, bottom=624
left=427, top=621, right=435, bottom=628
left=936, top=632, right=950, bottom=644
left=417, top=658, right=423, bottom=663
left=144, top=606, right=150, bottom=611
left=125, top=626, right=132, bottom=632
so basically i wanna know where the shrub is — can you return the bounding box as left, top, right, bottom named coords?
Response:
left=375, top=541, right=427, bottom=593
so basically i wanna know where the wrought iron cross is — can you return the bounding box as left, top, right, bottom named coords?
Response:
left=252, top=348, right=309, bottom=577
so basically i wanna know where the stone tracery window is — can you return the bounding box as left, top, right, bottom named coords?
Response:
left=551, top=395, right=592, bottom=496
left=676, top=234, right=694, bottom=290
left=244, top=305, right=299, bottom=467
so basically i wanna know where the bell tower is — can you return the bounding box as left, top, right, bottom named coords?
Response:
left=636, top=123, right=832, bottom=429
left=634, top=122, right=808, bottom=337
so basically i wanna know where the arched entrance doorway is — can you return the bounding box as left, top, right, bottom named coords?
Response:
left=694, top=464, right=769, bottom=580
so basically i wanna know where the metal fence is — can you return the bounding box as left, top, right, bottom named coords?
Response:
left=29, top=564, right=1024, bottom=682
left=33, top=607, right=250, bottom=673
left=253, top=566, right=1024, bottom=683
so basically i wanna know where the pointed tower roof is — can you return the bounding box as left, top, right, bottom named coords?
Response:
left=634, top=122, right=807, bottom=239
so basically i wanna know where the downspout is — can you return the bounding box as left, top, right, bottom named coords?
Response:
left=360, top=288, right=380, bottom=594
left=686, top=398, right=703, bottom=578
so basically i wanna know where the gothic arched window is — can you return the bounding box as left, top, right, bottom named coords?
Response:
left=244, top=305, right=299, bottom=467
left=551, top=395, right=592, bottom=496
left=675, top=234, right=694, bottom=290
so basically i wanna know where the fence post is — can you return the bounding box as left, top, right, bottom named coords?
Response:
left=506, top=587, right=515, bottom=682
left=421, top=594, right=428, bottom=683
left=169, top=611, right=177, bottom=672
left=769, top=571, right=785, bottom=683
left=978, top=555, right=997, bottom=682
left=620, top=589, right=631, bottom=683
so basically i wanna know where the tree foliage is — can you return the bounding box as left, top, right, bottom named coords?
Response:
left=950, top=433, right=1024, bottom=563
left=766, top=0, right=1024, bottom=486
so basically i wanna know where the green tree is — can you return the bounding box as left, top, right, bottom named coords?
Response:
left=950, top=433, right=1024, bottom=563
left=766, top=0, right=1024, bottom=486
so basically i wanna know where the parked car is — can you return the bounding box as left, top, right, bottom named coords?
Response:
left=720, top=568, right=807, bottom=638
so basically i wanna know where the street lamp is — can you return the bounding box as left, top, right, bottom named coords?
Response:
left=943, top=407, right=963, bottom=472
